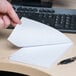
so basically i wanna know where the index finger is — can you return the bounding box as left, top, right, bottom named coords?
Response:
left=7, top=5, right=21, bottom=24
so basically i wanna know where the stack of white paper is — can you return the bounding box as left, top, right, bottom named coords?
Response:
left=8, top=17, right=73, bottom=68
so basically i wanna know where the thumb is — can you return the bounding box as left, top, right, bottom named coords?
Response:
left=0, top=17, right=4, bottom=29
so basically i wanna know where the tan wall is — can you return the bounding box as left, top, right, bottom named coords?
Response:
left=52, top=0, right=76, bottom=9
left=52, top=0, right=76, bottom=4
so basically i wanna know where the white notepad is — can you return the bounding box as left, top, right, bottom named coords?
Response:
left=10, top=43, right=72, bottom=68
left=8, top=17, right=72, bottom=47
left=8, top=17, right=73, bottom=68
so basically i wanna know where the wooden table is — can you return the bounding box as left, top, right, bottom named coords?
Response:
left=0, top=29, right=76, bottom=76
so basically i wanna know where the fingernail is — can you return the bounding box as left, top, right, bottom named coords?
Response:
left=18, top=20, right=22, bottom=24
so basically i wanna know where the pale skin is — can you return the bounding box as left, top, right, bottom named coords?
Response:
left=0, top=0, right=21, bottom=29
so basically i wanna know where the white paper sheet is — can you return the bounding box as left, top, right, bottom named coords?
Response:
left=8, top=17, right=73, bottom=68
left=9, top=43, right=72, bottom=68
left=8, top=17, right=72, bottom=47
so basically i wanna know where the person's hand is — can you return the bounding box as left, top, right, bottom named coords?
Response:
left=0, top=0, right=21, bottom=29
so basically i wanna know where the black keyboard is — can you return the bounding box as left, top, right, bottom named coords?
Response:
left=12, top=4, right=76, bottom=33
